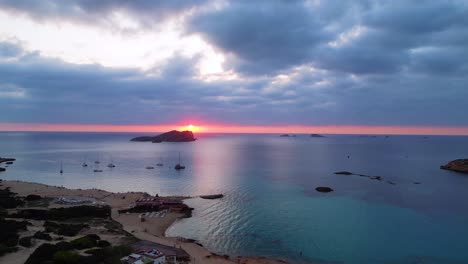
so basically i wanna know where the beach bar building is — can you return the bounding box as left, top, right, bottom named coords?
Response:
left=120, top=249, right=166, bottom=264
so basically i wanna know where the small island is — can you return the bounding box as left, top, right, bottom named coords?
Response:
left=131, top=130, right=196, bottom=143
left=310, top=134, right=325, bottom=138
left=440, top=159, right=468, bottom=174
left=280, top=134, right=296, bottom=137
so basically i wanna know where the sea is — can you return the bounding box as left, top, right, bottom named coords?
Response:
left=1, top=132, right=468, bottom=264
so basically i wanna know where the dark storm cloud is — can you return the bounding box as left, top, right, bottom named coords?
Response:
left=187, top=0, right=331, bottom=75
left=0, top=0, right=209, bottom=29
left=1, top=0, right=468, bottom=127
left=187, top=0, right=468, bottom=76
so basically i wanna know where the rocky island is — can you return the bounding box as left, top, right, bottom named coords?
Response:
left=310, top=134, right=325, bottom=137
left=131, top=130, right=196, bottom=143
left=440, top=159, right=468, bottom=174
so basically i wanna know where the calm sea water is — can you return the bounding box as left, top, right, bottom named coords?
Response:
left=1, top=132, right=468, bottom=263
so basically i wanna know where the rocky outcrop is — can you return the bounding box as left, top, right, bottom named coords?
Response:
left=200, top=194, right=224, bottom=200
left=440, top=159, right=468, bottom=174
left=310, top=134, right=325, bottom=137
left=131, top=130, right=196, bottom=143
left=0, top=158, right=15, bottom=164
left=335, top=171, right=353, bottom=175
left=316, top=187, right=333, bottom=193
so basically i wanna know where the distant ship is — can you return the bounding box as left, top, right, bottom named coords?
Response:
left=174, top=153, right=185, bottom=170
left=146, top=166, right=155, bottom=170
left=59, top=161, right=63, bottom=174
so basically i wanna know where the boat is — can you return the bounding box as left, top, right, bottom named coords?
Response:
left=93, top=169, right=103, bottom=172
left=156, top=157, right=163, bottom=166
left=174, top=152, right=185, bottom=170
left=82, top=163, right=88, bottom=167
left=107, top=156, right=116, bottom=168
left=60, top=161, right=63, bottom=174
left=146, top=166, right=155, bottom=169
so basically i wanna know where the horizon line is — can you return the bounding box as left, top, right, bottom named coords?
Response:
left=1, top=123, right=468, bottom=136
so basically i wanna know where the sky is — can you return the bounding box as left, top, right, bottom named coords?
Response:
left=0, top=0, right=467, bottom=134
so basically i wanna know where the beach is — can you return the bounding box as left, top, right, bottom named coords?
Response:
left=0, top=179, right=287, bottom=264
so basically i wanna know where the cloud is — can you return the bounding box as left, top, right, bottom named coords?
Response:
left=187, top=0, right=331, bottom=75
left=0, top=0, right=210, bottom=30
left=0, top=1, right=468, bottom=128
left=0, top=41, right=23, bottom=58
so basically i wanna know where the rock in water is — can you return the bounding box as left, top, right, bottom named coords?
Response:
left=131, top=130, right=196, bottom=143
left=310, top=134, right=325, bottom=137
left=200, top=194, right=224, bottom=199
left=334, top=171, right=353, bottom=175
left=315, top=187, right=333, bottom=193
left=440, top=159, right=468, bottom=174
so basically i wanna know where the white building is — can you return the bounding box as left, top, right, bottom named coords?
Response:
left=120, top=249, right=166, bottom=264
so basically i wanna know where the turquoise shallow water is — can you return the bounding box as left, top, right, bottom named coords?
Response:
left=1, top=132, right=468, bottom=263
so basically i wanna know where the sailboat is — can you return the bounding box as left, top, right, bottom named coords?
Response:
left=60, top=161, right=63, bottom=174
left=82, top=156, right=88, bottom=167
left=174, top=152, right=185, bottom=170
left=107, top=156, right=116, bottom=168
left=156, top=157, right=163, bottom=167
left=93, top=163, right=103, bottom=172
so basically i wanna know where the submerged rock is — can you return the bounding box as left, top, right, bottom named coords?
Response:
left=131, top=130, right=196, bottom=143
left=440, top=159, right=468, bottom=174
left=315, top=186, right=333, bottom=193
left=369, top=176, right=382, bottom=181
left=335, top=171, right=353, bottom=175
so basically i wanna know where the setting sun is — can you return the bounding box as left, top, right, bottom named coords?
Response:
left=181, top=124, right=201, bottom=132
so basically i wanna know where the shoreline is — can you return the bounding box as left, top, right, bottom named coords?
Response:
left=0, top=179, right=288, bottom=264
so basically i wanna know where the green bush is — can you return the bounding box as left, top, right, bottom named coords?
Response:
left=70, top=235, right=99, bottom=249
left=11, top=205, right=111, bottom=220
left=53, top=250, right=81, bottom=264
left=19, top=236, right=33, bottom=247
left=44, top=221, right=87, bottom=236
left=0, top=187, right=24, bottom=209
left=0, top=244, right=18, bottom=257
left=33, top=231, right=52, bottom=241
left=97, top=240, right=111, bottom=247
left=25, top=243, right=58, bottom=264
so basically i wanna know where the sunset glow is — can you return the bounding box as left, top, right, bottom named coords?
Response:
left=1, top=123, right=468, bottom=136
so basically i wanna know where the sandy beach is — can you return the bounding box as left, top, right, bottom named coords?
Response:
left=1, top=180, right=287, bottom=264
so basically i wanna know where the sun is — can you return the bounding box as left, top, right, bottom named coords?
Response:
left=182, top=124, right=199, bottom=132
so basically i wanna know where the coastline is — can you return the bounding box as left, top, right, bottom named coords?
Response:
left=0, top=179, right=287, bottom=264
